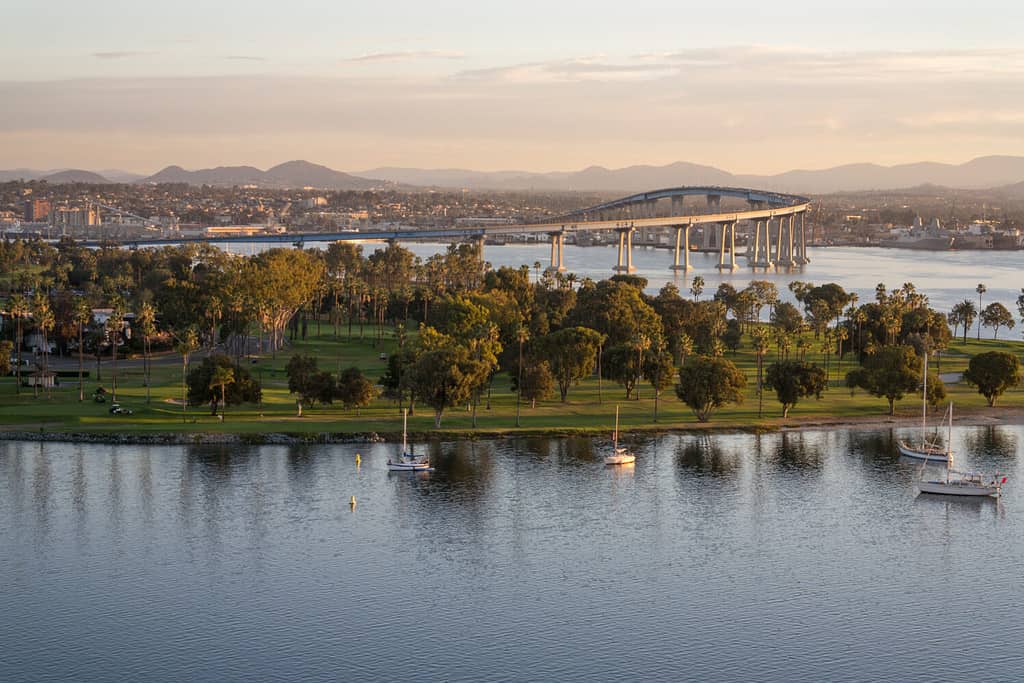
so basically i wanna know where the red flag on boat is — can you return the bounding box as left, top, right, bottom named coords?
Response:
left=1001, top=477, right=1007, bottom=484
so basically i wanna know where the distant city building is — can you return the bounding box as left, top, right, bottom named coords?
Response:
left=24, top=198, right=51, bottom=222
left=51, top=205, right=101, bottom=228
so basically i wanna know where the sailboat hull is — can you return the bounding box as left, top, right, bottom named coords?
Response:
left=897, top=441, right=950, bottom=464
left=918, top=480, right=999, bottom=497
left=604, top=454, right=636, bottom=465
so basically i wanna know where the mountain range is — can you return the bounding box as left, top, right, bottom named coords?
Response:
left=3, top=156, right=1024, bottom=194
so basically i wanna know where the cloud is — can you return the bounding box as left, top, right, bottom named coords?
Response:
left=92, top=51, right=155, bottom=60
left=456, top=58, right=676, bottom=84
left=5, top=45, right=1024, bottom=172
left=223, top=55, right=265, bottom=62
left=345, top=50, right=465, bottom=64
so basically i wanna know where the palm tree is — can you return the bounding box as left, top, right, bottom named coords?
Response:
left=515, top=323, right=529, bottom=428
left=209, top=365, right=235, bottom=418
left=137, top=301, right=157, bottom=404
left=690, top=276, right=705, bottom=301
left=32, top=293, right=55, bottom=399
left=9, top=294, right=28, bottom=395
left=107, top=302, right=125, bottom=402
left=752, top=327, right=771, bottom=418
left=533, top=261, right=542, bottom=283
left=72, top=298, right=92, bottom=401
left=976, top=283, right=987, bottom=339
left=174, top=328, right=200, bottom=423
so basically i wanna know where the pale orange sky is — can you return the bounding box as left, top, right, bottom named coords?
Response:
left=3, top=2, right=1023, bottom=173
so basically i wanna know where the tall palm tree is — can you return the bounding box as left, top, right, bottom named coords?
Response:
left=209, top=365, right=235, bottom=418
left=137, top=301, right=157, bottom=404
left=976, top=283, right=987, bottom=340
left=174, top=328, right=199, bottom=423
left=72, top=298, right=92, bottom=401
left=9, top=294, right=28, bottom=395
left=515, top=323, right=529, bottom=428
left=32, top=293, right=54, bottom=399
left=752, top=327, right=771, bottom=418
left=107, top=301, right=125, bottom=402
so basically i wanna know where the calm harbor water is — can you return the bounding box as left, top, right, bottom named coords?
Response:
left=3, top=428, right=1024, bottom=681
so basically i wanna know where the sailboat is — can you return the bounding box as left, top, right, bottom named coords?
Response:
left=917, top=403, right=1005, bottom=497
left=387, top=409, right=433, bottom=472
left=604, top=405, right=636, bottom=466
left=896, top=350, right=952, bottom=465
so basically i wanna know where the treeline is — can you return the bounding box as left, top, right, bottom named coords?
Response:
left=2, top=235, right=1023, bottom=421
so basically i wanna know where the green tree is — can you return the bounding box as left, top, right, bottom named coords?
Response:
left=950, top=299, right=977, bottom=343
left=675, top=355, right=746, bottom=422
left=690, top=275, right=705, bottom=301
left=975, top=283, right=987, bottom=340
left=845, top=345, right=921, bottom=415
left=174, top=328, right=200, bottom=422
left=643, top=347, right=676, bottom=422
left=536, top=326, right=604, bottom=402
left=337, top=366, right=376, bottom=414
left=770, top=301, right=803, bottom=335
left=187, top=354, right=260, bottom=414
left=137, top=301, right=157, bottom=403
left=208, top=365, right=235, bottom=417
left=765, top=360, right=828, bottom=417
left=752, top=327, right=771, bottom=418
left=518, top=360, right=555, bottom=408
left=0, top=340, right=12, bottom=376
left=981, top=302, right=1015, bottom=339
left=411, top=345, right=483, bottom=428
left=722, top=319, right=743, bottom=354
left=31, top=292, right=55, bottom=399
left=106, top=300, right=125, bottom=402
left=9, top=294, right=28, bottom=394
left=72, top=297, right=92, bottom=401
left=963, top=351, right=1021, bottom=407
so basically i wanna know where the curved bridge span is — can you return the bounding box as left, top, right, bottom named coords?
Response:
left=85, top=186, right=811, bottom=273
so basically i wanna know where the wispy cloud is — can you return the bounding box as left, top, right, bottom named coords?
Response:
left=224, top=55, right=265, bottom=62
left=92, top=51, right=155, bottom=60
left=345, top=50, right=465, bottom=64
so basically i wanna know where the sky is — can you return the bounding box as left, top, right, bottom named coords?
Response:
left=3, top=0, right=1024, bottom=174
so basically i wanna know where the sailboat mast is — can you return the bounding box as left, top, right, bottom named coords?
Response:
left=921, top=351, right=928, bottom=438
left=947, top=403, right=953, bottom=484
left=614, top=405, right=619, bottom=450
left=402, top=408, right=408, bottom=454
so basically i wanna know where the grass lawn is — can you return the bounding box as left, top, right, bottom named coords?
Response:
left=2, top=324, right=1023, bottom=439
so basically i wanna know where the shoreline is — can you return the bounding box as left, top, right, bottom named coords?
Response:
left=3, top=408, right=1023, bottom=446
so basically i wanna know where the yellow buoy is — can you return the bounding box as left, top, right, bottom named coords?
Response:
left=349, top=495, right=357, bottom=509
left=355, top=453, right=362, bottom=466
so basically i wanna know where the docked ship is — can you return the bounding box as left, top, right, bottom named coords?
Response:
left=879, top=217, right=954, bottom=250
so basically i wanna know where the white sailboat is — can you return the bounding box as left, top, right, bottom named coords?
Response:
left=604, top=405, right=636, bottom=466
left=387, top=409, right=433, bottom=472
left=917, top=403, right=1005, bottom=497
left=897, top=351, right=952, bottom=465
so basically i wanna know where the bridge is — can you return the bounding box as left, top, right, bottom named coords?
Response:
left=78, top=186, right=811, bottom=273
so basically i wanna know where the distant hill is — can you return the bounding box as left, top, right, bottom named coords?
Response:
left=5, top=155, right=1024, bottom=194
left=139, top=160, right=384, bottom=190
left=40, top=169, right=111, bottom=184
left=362, top=155, right=1024, bottom=194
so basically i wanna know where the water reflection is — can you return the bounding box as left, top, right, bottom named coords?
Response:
left=772, top=432, right=824, bottom=470
left=962, top=426, right=1018, bottom=461
left=677, top=436, right=739, bottom=476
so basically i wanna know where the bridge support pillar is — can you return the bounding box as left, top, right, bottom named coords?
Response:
left=778, top=215, right=796, bottom=266
left=614, top=227, right=636, bottom=273
left=794, top=212, right=810, bottom=264
left=717, top=222, right=737, bottom=270
left=751, top=219, right=774, bottom=267
left=671, top=224, right=692, bottom=271
left=546, top=231, right=566, bottom=273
